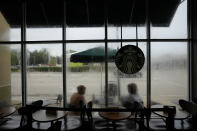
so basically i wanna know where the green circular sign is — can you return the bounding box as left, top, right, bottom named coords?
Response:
left=115, top=45, right=145, bottom=74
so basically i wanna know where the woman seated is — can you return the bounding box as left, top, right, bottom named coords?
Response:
left=68, top=85, right=86, bottom=115
left=121, top=83, right=144, bottom=109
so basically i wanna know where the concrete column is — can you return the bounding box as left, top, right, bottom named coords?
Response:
left=0, top=12, right=11, bottom=104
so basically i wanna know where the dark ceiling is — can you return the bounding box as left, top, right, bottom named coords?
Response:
left=0, top=0, right=181, bottom=27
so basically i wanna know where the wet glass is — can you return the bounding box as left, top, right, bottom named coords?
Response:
left=66, top=27, right=104, bottom=40
left=66, top=43, right=105, bottom=107
left=26, top=44, right=63, bottom=107
left=151, top=42, right=188, bottom=107
left=108, top=26, right=146, bottom=40
left=151, top=0, right=187, bottom=39
left=108, top=42, right=147, bottom=107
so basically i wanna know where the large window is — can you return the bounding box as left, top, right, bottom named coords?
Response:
left=66, top=43, right=105, bottom=107
left=26, top=44, right=63, bottom=107
left=151, top=42, right=188, bottom=106
left=108, top=42, right=147, bottom=106
left=0, top=0, right=189, bottom=110
left=151, top=1, right=187, bottom=39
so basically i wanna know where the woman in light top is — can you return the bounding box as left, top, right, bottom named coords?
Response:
left=121, top=83, right=144, bottom=109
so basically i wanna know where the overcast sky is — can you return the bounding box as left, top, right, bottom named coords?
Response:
left=10, top=0, right=187, bottom=58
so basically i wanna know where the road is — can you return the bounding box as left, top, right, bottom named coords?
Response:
left=11, top=68, right=187, bottom=106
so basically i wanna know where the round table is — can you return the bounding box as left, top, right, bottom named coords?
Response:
left=33, top=110, right=82, bottom=130
left=33, top=110, right=67, bottom=124
left=151, top=104, right=190, bottom=128
left=99, top=107, right=131, bottom=130
left=0, top=106, right=16, bottom=118
left=151, top=104, right=189, bottom=120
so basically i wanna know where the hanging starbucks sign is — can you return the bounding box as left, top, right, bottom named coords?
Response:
left=115, top=45, right=145, bottom=74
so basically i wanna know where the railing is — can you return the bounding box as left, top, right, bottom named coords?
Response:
left=25, top=104, right=176, bottom=130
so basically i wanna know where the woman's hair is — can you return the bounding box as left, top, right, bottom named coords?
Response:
left=77, top=85, right=86, bottom=95
left=128, top=83, right=137, bottom=94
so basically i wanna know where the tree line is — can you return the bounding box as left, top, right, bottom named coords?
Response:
left=11, top=48, right=61, bottom=66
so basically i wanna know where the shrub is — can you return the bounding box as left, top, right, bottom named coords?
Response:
left=11, top=68, right=20, bottom=72
left=28, top=66, right=62, bottom=72
left=69, top=66, right=89, bottom=72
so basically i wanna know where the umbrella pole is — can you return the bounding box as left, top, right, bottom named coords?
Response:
left=101, top=63, right=102, bottom=98
left=117, top=69, right=120, bottom=101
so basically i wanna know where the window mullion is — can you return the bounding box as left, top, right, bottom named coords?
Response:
left=21, top=0, right=27, bottom=106
left=63, top=0, right=67, bottom=107
left=146, top=0, right=151, bottom=108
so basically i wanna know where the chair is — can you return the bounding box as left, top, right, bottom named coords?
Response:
left=18, top=100, right=43, bottom=129
left=63, top=100, right=85, bottom=131
left=28, top=100, right=43, bottom=113
left=18, top=106, right=35, bottom=130
left=80, top=100, right=86, bottom=122
left=85, top=101, right=139, bottom=131
left=134, top=106, right=148, bottom=131
left=179, top=99, right=197, bottom=130
left=80, top=101, right=104, bottom=130
left=178, top=99, right=197, bottom=116
left=145, top=113, right=167, bottom=131
left=48, top=121, right=62, bottom=131
left=144, top=107, right=176, bottom=131
left=80, top=101, right=93, bottom=130
left=122, top=101, right=145, bottom=130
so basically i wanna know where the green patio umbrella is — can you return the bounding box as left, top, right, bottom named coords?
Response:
left=70, top=46, right=117, bottom=63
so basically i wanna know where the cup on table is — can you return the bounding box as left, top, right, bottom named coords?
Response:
left=163, top=105, right=176, bottom=116
left=163, top=105, right=169, bottom=115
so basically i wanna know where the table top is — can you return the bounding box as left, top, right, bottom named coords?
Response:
left=151, top=104, right=190, bottom=120
left=0, top=106, right=16, bottom=118
left=99, top=106, right=131, bottom=121
left=33, top=109, right=67, bottom=123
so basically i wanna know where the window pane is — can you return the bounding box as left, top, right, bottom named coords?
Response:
left=66, top=27, right=104, bottom=40
left=26, top=44, right=63, bottom=107
left=108, top=0, right=146, bottom=39
left=26, top=1, right=62, bottom=40
left=151, top=0, right=187, bottom=39
left=0, top=1, right=21, bottom=41
left=11, top=45, right=22, bottom=108
left=151, top=42, right=188, bottom=107
left=108, top=26, right=146, bottom=39
left=26, top=28, right=62, bottom=41
left=108, top=43, right=147, bottom=107
left=65, top=0, right=104, bottom=40
left=66, top=43, right=105, bottom=107
left=0, top=44, right=22, bottom=108
left=108, top=26, right=122, bottom=39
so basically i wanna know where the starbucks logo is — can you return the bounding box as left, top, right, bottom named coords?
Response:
left=115, top=45, right=145, bottom=74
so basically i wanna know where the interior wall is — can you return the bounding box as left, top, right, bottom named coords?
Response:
left=0, top=12, right=11, bottom=104
left=191, top=0, right=197, bottom=103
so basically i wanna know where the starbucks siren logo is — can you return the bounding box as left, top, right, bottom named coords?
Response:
left=115, top=45, right=145, bottom=74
